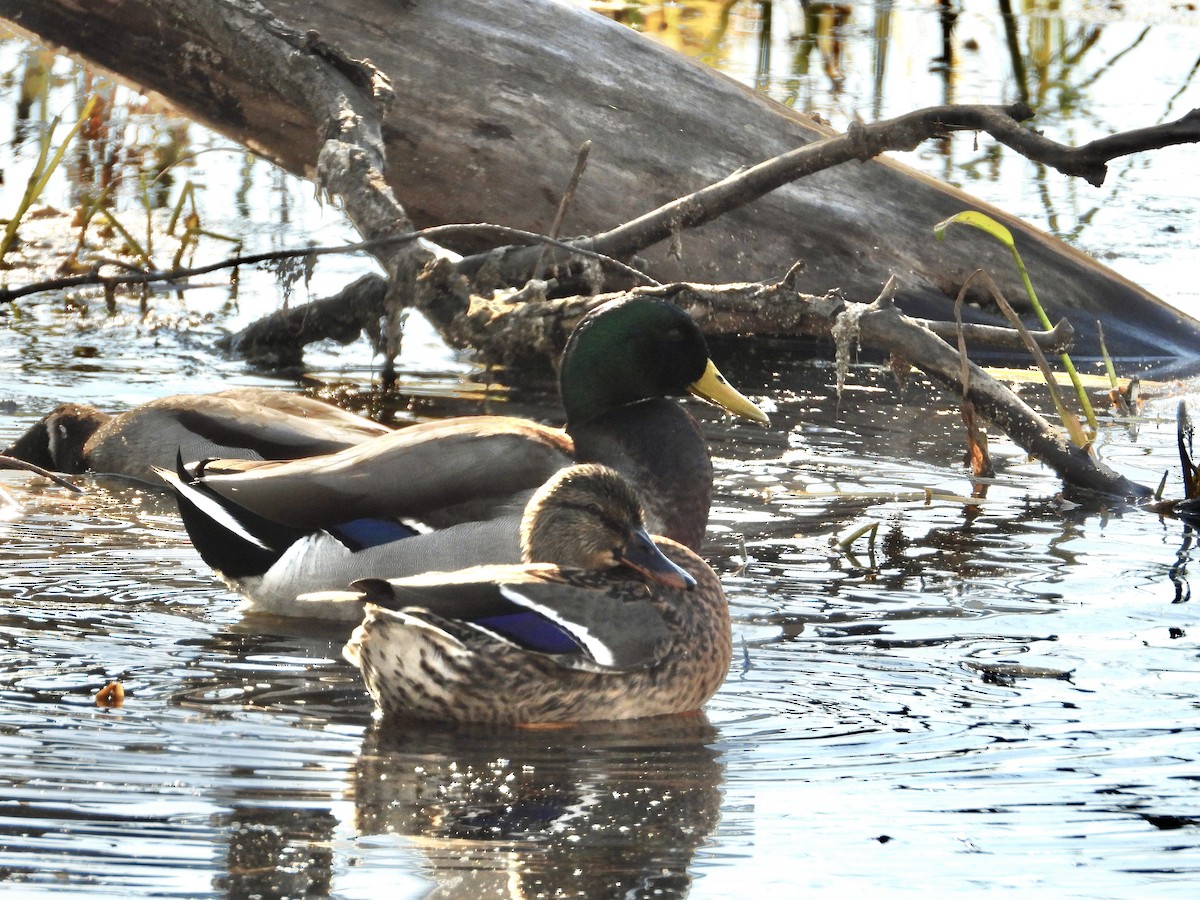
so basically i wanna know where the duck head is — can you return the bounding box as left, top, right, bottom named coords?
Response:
left=520, top=463, right=696, bottom=590
left=558, top=297, right=768, bottom=426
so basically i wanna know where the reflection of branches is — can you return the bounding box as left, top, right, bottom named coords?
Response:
left=998, top=0, right=1029, bottom=105
left=1162, top=52, right=1200, bottom=121
left=1071, top=27, right=1147, bottom=93
left=1015, top=20, right=1155, bottom=240
left=1169, top=526, right=1194, bottom=604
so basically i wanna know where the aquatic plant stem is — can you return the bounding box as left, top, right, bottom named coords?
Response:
left=1096, top=321, right=1121, bottom=391
left=0, top=94, right=98, bottom=264
left=935, top=210, right=1099, bottom=434
left=1008, top=232, right=1099, bottom=430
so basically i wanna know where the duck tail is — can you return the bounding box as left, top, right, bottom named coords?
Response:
left=155, top=452, right=306, bottom=579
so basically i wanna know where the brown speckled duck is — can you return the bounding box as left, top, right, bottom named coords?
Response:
left=333, top=464, right=732, bottom=725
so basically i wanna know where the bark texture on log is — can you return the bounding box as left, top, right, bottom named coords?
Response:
left=3, top=0, right=1198, bottom=367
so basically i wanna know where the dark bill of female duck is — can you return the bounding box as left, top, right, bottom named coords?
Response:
left=615, top=524, right=695, bottom=590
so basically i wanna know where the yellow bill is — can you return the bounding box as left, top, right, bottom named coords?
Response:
left=689, top=359, right=769, bottom=424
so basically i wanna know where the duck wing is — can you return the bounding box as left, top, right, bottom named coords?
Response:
left=352, top=566, right=670, bottom=671
left=193, top=416, right=574, bottom=529
left=160, top=453, right=527, bottom=615
left=85, top=391, right=392, bottom=482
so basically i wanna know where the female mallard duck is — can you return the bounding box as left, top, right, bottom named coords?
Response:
left=160, top=298, right=766, bottom=617
left=3, top=387, right=391, bottom=484
left=335, top=464, right=733, bottom=724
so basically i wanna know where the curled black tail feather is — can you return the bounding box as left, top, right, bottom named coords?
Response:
left=163, top=452, right=308, bottom=580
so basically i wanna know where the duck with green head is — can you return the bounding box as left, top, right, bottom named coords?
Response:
left=160, top=297, right=767, bottom=616
left=331, top=463, right=733, bottom=725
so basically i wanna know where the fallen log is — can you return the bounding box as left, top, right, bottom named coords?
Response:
left=3, top=0, right=1199, bottom=368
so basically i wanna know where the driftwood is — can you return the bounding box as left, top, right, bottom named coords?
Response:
left=219, top=274, right=390, bottom=369
left=4, top=0, right=1200, bottom=364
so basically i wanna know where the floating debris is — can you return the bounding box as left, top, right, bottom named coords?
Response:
left=966, top=661, right=1074, bottom=685
left=95, top=682, right=125, bottom=708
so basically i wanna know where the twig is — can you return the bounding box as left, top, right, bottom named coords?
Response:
left=921, top=316, right=1073, bottom=353
left=0, top=455, right=85, bottom=492
left=935, top=210, right=1099, bottom=430
left=585, top=104, right=1042, bottom=262
left=960, top=269, right=1090, bottom=447
left=533, top=140, right=592, bottom=280
left=953, top=278, right=995, bottom=479
left=1016, top=107, right=1200, bottom=187
left=0, top=222, right=658, bottom=305
left=453, top=102, right=1200, bottom=288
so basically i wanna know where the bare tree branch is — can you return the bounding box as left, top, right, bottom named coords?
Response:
left=439, top=283, right=1148, bottom=499
left=971, top=106, right=1200, bottom=187
left=0, top=224, right=657, bottom=305
left=452, top=102, right=1200, bottom=289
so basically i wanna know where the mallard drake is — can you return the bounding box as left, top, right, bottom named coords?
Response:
left=3, top=387, right=391, bottom=484
left=187, top=298, right=766, bottom=546
left=161, top=298, right=766, bottom=616
left=332, top=463, right=733, bottom=724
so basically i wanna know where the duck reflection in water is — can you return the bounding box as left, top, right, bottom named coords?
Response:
left=354, top=715, right=725, bottom=899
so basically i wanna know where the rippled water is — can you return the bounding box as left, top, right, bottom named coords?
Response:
left=2, top=2, right=1200, bottom=898
left=4, top=370, right=1199, bottom=897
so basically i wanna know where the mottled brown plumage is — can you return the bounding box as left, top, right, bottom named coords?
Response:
left=341, top=465, right=732, bottom=725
